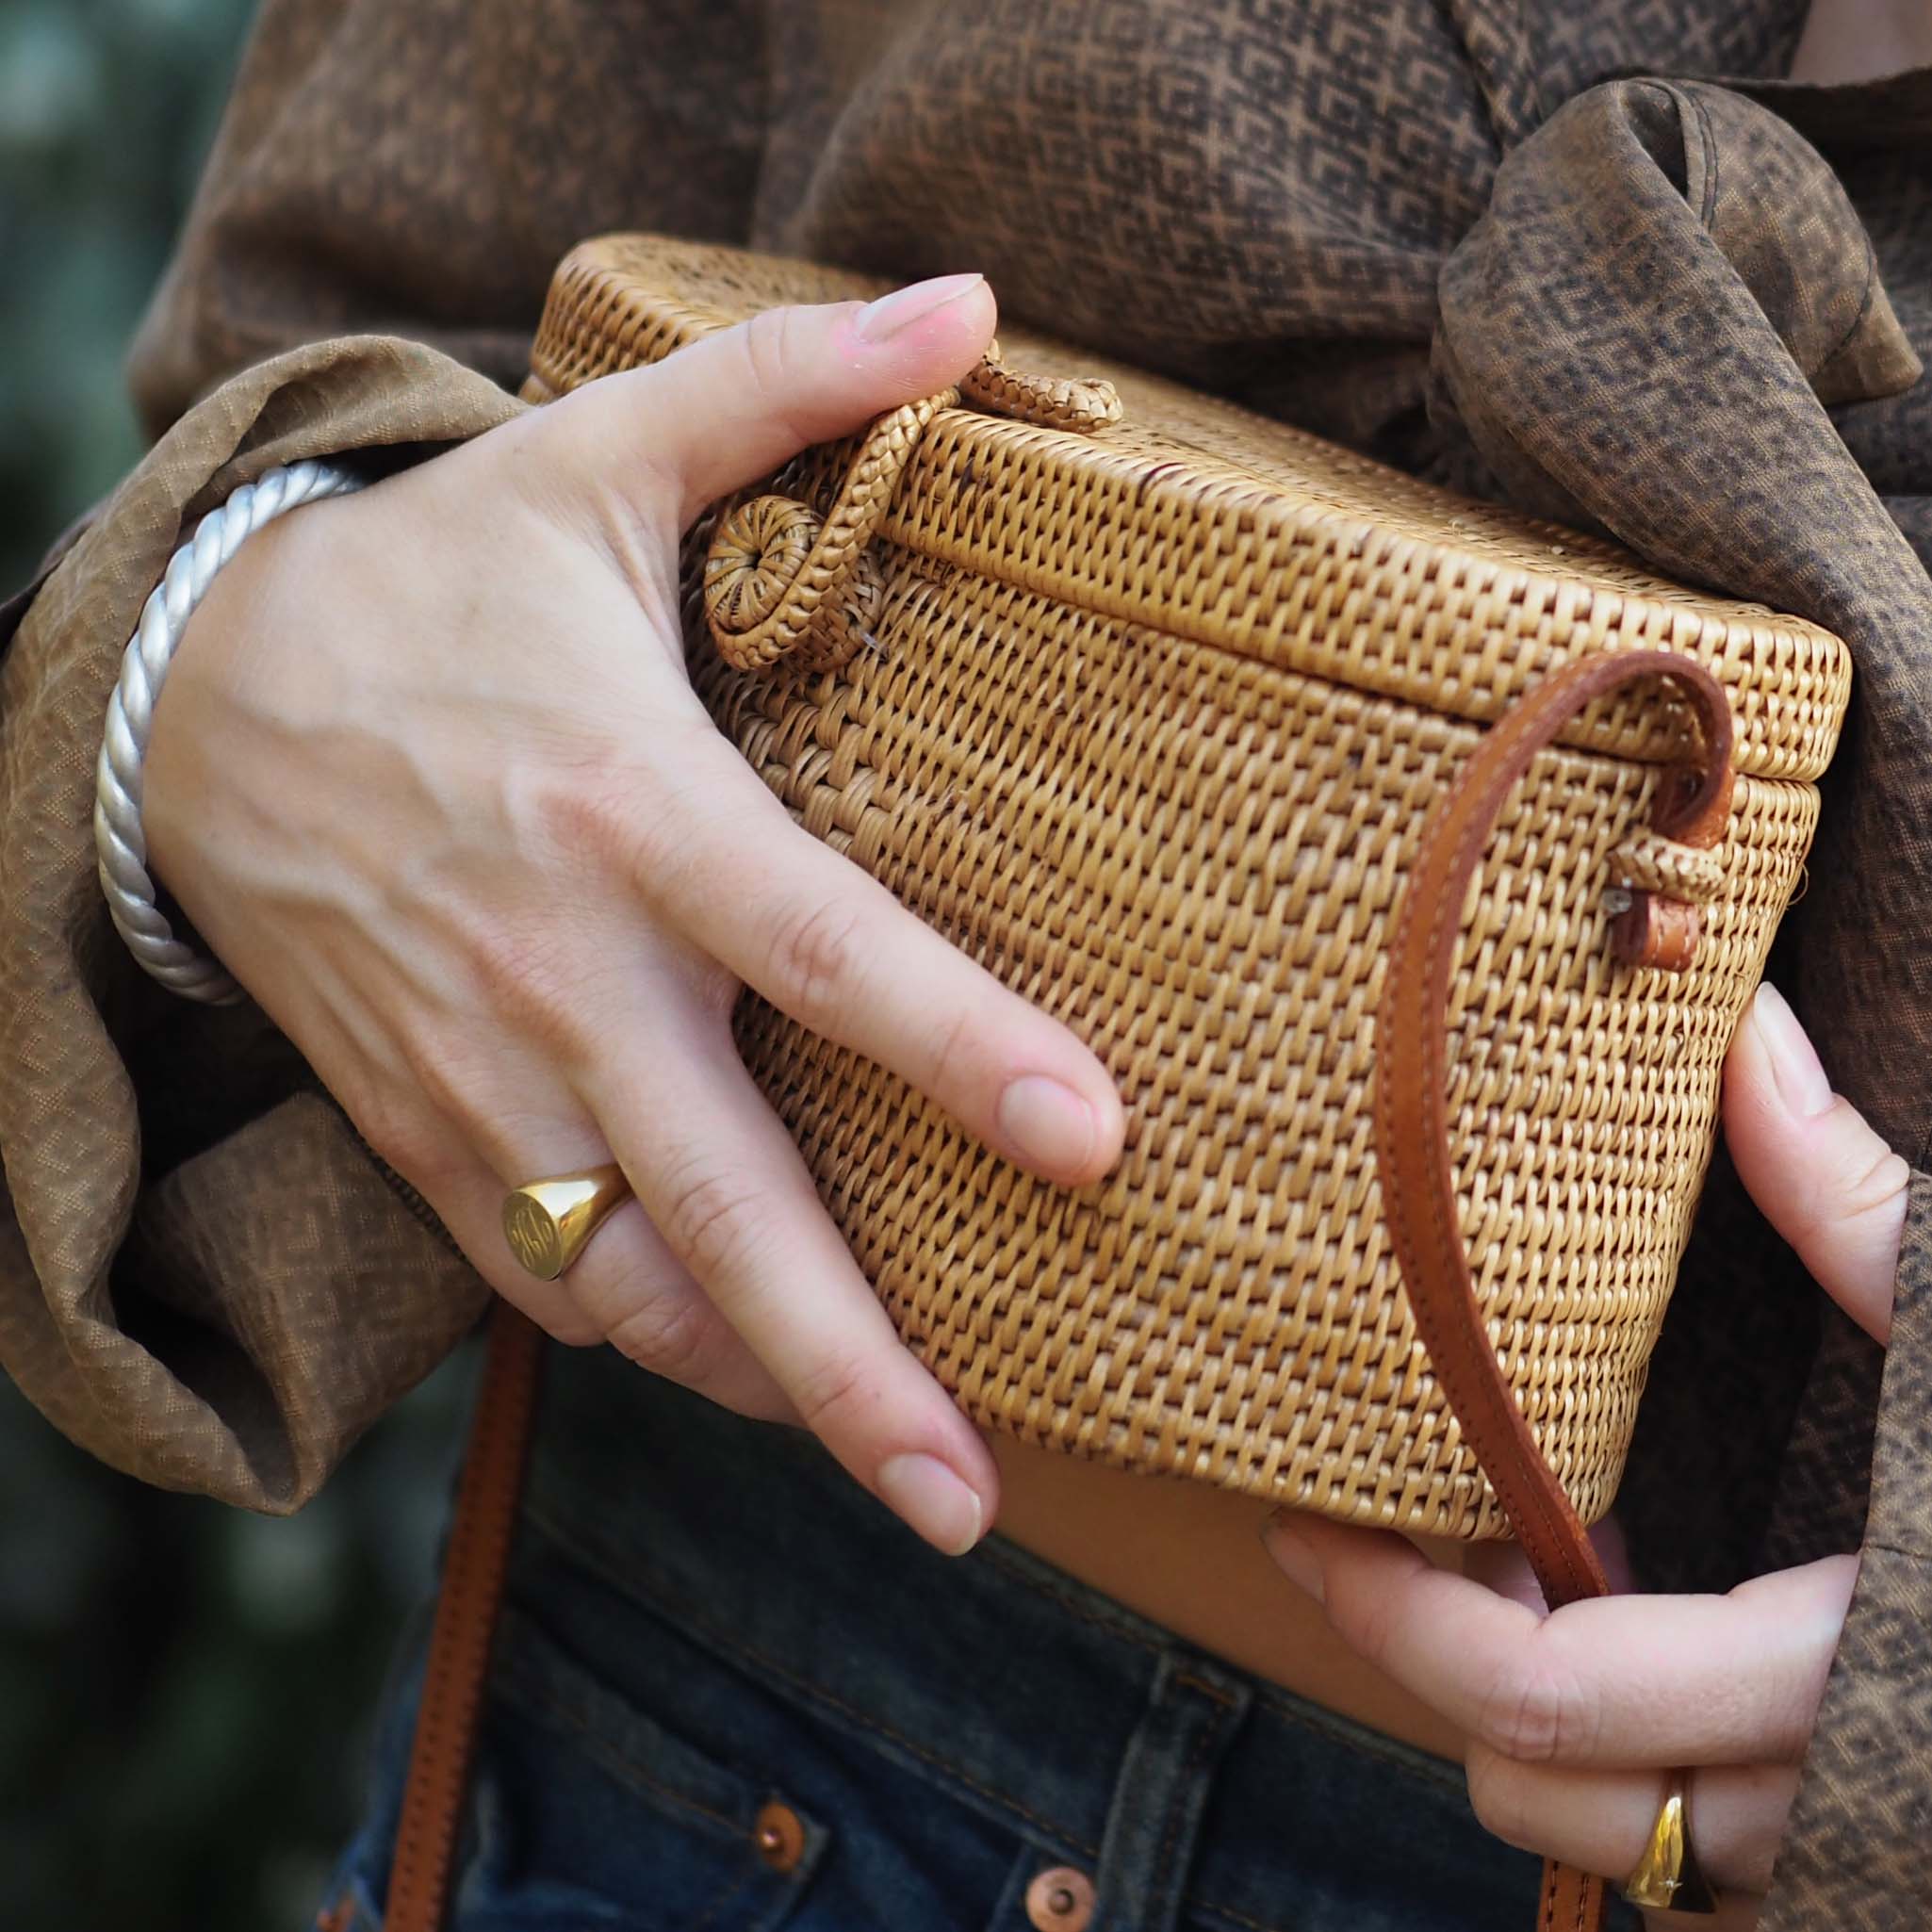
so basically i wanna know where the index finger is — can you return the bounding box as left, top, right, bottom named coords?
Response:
left=640, top=749, right=1125, bottom=1188
left=1264, top=1514, right=1857, bottom=1769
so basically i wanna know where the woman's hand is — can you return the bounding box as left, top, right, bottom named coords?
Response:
left=142, top=275, right=1125, bottom=1556
left=1263, top=983, right=1909, bottom=1925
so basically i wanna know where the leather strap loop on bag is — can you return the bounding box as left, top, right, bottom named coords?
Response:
left=381, top=1303, right=545, bottom=1932
left=1373, top=647, right=1735, bottom=1932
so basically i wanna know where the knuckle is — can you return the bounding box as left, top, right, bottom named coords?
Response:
left=1472, top=1645, right=1595, bottom=1764
left=527, top=1300, right=606, bottom=1349
left=393, top=1023, right=496, bottom=1137
left=735, top=307, right=811, bottom=441
left=920, top=998, right=985, bottom=1103
left=656, top=1156, right=772, bottom=1285
left=348, top=1088, right=444, bottom=1186
left=534, top=758, right=651, bottom=878
left=763, top=892, right=871, bottom=1027
left=790, top=1347, right=886, bottom=1439
left=604, top=1290, right=724, bottom=1388
left=534, top=748, right=715, bottom=915
left=1464, top=1746, right=1537, bottom=1851
left=467, top=916, right=581, bottom=1024
left=1826, top=1124, right=1911, bottom=1230
left=458, top=912, right=622, bottom=1066
left=1780, top=1114, right=1911, bottom=1277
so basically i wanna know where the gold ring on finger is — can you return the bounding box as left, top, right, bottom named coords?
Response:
left=501, top=1164, right=631, bottom=1281
left=1621, top=1767, right=1718, bottom=1915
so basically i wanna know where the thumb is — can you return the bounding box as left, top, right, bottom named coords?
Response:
left=598, top=273, right=996, bottom=526
left=1724, top=981, right=1907, bottom=1343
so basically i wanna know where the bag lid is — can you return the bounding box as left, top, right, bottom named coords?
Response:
left=529, top=234, right=1850, bottom=783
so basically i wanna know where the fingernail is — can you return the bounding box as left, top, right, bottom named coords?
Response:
left=996, top=1074, right=1098, bottom=1174
left=1260, top=1509, right=1325, bottom=1602
left=853, top=272, right=986, bottom=344
left=876, top=1452, right=985, bottom=1557
left=1752, top=982, right=1833, bottom=1119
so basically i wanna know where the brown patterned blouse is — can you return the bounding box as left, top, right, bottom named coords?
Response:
left=4, top=4, right=1931, bottom=1923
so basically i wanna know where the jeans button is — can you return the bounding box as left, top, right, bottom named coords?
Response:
left=753, top=1800, right=807, bottom=1873
left=1025, top=1865, right=1095, bottom=1931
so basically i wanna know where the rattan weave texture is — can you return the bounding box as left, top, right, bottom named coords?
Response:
left=528, top=237, right=1847, bottom=1539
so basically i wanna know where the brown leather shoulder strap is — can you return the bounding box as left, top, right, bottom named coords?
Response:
left=1539, top=1855, right=1613, bottom=1932
left=1373, top=647, right=1734, bottom=1932
left=383, top=1303, right=545, bottom=1932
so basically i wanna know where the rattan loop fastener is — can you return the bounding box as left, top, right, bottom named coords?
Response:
left=702, top=349, right=1122, bottom=673
left=961, top=342, right=1123, bottom=433
left=1607, top=717, right=1736, bottom=973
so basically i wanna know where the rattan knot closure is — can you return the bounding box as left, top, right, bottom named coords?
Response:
left=704, top=494, right=885, bottom=672
left=702, top=391, right=950, bottom=671
left=702, top=352, right=1121, bottom=673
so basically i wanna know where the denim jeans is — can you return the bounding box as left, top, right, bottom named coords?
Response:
left=322, top=1343, right=1637, bottom=1932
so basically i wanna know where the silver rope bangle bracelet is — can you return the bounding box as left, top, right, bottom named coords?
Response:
left=93, top=458, right=366, bottom=1005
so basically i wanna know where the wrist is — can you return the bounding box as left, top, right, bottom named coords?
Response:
left=95, top=460, right=365, bottom=1003
left=143, top=504, right=300, bottom=885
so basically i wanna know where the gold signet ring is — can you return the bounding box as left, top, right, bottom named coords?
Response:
left=1621, top=1768, right=1718, bottom=1914
left=501, top=1165, right=630, bottom=1281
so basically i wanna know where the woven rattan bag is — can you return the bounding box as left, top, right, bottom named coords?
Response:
left=524, top=235, right=1847, bottom=1564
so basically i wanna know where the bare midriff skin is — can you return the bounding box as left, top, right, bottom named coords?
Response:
left=991, top=1434, right=1468, bottom=1760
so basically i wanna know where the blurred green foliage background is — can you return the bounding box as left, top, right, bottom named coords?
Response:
left=4, top=0, right=244, bottom=587
left=1, top=5, right=473, bottom=1924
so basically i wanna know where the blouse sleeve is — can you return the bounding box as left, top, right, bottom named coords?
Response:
left=0, top=0, right=765, bottom=1510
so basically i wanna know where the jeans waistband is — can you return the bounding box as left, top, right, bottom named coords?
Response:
left=515, top=1343, right=1563, bottom=1932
